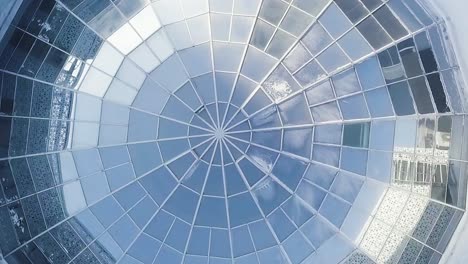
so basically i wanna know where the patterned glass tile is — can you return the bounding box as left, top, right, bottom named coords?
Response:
left=26, top=119, right=50, bottom=155
left=31, top=82, right=53, bottom=118
left=412, top=202, right=443, bottom=243
left=0, top=205, right=20, bottom=254
left=395, top=195, right=427, bottom=234
left=0, top=160, right=19, bottom=202
left=21, top=195, right=46, bottom=237
left=426, top=206, right=456, bottom=250
left=54, top=15, right=85, bottom=53
left=25, top=0, right=55, bottom=36
left=0, top=1, right=465, bottom=263
left=50, top=221, right=86, bottom=259
left=27, top=155, right=55, bottom=192
left=9, top=117, right=29, bottom=157
left=71, top=26, right=103, bottom=61
left=10, top=158, right=35, bottom=198
left=342, top=251, right=375, bottom=264
left=20, top=39, right=51, bottom=78
left=36, top=48, right=68, bottom=83
left=7, top=201, right=31, bottom=245
left=37, top=188, right=65, bottom=228
left=398, top=238, right=423, bottom=264
left=360, top=219, right=392, bottom=258
left=415, top=246, right=441, bottom=264
left=374, top=188, right=409, bottom=226
left=0, top=116, right=12, bottom=159
left=34, top=232, right=71, bottom=263
left=6, top=32, right=35, bottom=73
left=38, top=4, right=69, bottom=43
left=13, top=77, right=33, bottom=117
left=19, top=241, right=50, bottom=263
left=73, top=248, right=102, bottom=264
left=377, top=231, right=407, bottom=263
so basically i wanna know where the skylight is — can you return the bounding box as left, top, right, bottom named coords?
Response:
left=0, top=0, right=466, bottom=264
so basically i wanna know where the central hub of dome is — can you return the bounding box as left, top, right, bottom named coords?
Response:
left=188, top=102, right=251, bottom=166
left=214, top=127, right=225, bottom=140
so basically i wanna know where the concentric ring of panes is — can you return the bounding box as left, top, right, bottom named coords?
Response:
left=0, top=0, right=466, bottom=264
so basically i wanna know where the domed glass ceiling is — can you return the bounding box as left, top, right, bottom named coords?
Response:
left=0, top=0, right=467, bottom=263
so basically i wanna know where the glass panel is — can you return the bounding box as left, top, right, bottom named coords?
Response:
left=294, top=60, right=327, bottom=87
left=379, top=48, right=406, bottom=85
left=343, top=122, right=370, bottom=148
left=316, top=44, right=350, bottom=73
left=335, top=0, right=369, bottom=24
left=398, top=38, right=424, bottom=78
left=319, top=3, right=353, bottom=39
left=251, top=19, right=276, bottom=50
left=427, top=73, right=451, bottom=113
left=259, top=0, right=289, bottom=25
left=373, top=5, right=408, bottom=40
left=387, top=81, right=416, bottom=116
left=266, top=30, right=296, bottom=59
left=357, top=16, right=392, bottom=50
left=365, top=87, right=395, bottom=117
left=356, top=56, right=386, bottom=90
left=306, top=80, right=335, bottom=105
left=311, top=101, right=341, bottom=122
left=302, top=23, right=333, bottom=56
left=280, top=6, right=314, bottom=37
left=210, top=14, right=231, bottom=41
left=293, top=0, right=329, bottom=16
left=332, top=68, right=361, bottom=97
left=408, top=77, right=435, bottom=114
left=338, top=94, right=370, bottom=120
left=284, top=43, right=311, bottom=73
left=338, top=29, right=373, bottom=61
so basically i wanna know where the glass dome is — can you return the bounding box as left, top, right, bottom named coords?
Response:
left=0, top=0, right=467, bottom=263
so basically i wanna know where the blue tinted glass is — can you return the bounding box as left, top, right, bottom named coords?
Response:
left=272, top=155, right=307, bottom=190
left=356, top=56, right=385, bottom=90
left=387, top=81, right=416, bottom=116
left=267, top=208, right=296, bottom=242
left=164, top=186, right=199, bottom=223
left=252, top=177, right=290, bottom=215
left=297, top=180, right=327, bottom=210
left=128, top=233, right=161, bottom=263
left=108, top=215, right=139, bottom=249
left=301, top=217, right=335, bottom=248
left=140, top=167, right=177, bottom=205
left=232, top=225, right=255, bottom=257
left=210, top=229, right=232, bottom=258
left=258, top=246, right=287, bottom=263
left=187, top=227, right=210, bottom=255
left=281, top=196, right=314, bottom=227
left=339, top=94, right=370, bottom=120
left=249, top=220, right=276, bottom=250
left=365, top=87, right=395, bottom=117
left=330, top=171, right=364, bottom=203
left=196, top=196, right=228, bottom=228
left=128, top=142, right=162, bottom=176
left=113, top=182, right=145, bottom=210
left=283, top=231, right=314, bottom=264
left=165, top=219, right=191, bottom=252
left=340, top=148, right=368, bottom=175
left=229, top=192, right=262, bottom=227
left=2, top=2, right=464, bottom=264
left=319, top=195, right=351, bottom=227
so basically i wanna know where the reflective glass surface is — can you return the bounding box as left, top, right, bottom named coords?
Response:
left=0, top=0, right=467, bottom=263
